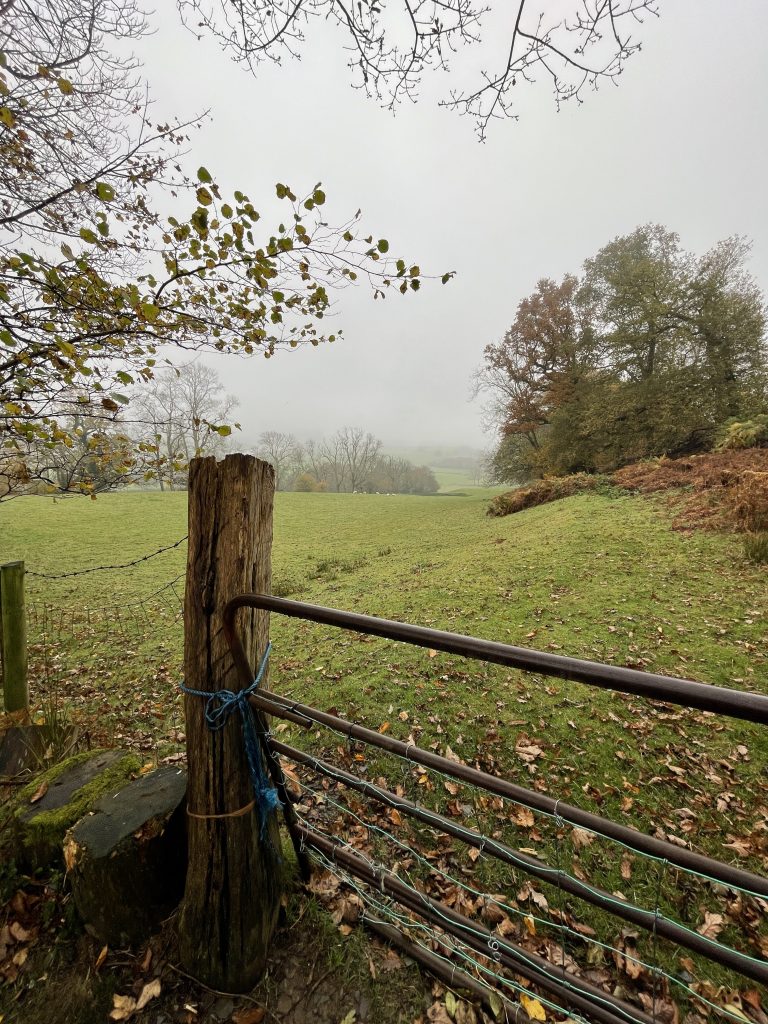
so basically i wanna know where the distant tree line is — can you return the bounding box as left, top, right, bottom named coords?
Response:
left=477, top=225, right=768, bottom=482
left=21, top=380, right=443, bottom=496
left=256, top=427, right=439, bottom=494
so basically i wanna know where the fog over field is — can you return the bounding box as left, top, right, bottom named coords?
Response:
left=135, top=1, right=768, bottom=451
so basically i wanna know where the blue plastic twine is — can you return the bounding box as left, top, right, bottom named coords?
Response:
left=180, top=641, right=281, bottom=838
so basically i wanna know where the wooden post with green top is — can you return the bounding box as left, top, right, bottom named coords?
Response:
left=0, top=561, right=29, bottom=713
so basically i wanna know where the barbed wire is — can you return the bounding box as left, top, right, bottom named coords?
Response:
left=27, top=573, right=186, bottom=645
left=25, top=535, right=188, bottom=579
left=30, top=572, right=184, bottom=616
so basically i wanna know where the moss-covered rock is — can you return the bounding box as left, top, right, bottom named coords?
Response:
left=12, top=749, right=141, bottom=869
left=66, top=765, right=187, bottom=946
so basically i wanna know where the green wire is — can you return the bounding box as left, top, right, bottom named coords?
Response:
left=282, top=745, right=768, bottom=972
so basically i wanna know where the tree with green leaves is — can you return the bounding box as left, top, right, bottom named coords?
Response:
left=0, top=0, right=444, bottom=498
left=479, top=226, right=768, bottom=479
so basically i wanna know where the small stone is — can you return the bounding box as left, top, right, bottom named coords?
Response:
left=276, top=993, right=293, bottom=1016
left=211, top=996, right=235, bottom=1020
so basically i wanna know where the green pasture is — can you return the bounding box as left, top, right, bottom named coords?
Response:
left=431, top=466, right=479, bottom=490
left=1, top=487, right=767, bottom=989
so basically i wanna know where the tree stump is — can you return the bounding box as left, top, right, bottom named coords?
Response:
left=12, top=750, right=140, bottom=869
left=66, top=765, right=187, bottom=946
left=179, top=454, right=282, bottom=991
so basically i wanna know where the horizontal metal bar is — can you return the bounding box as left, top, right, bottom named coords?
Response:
left=224, top=595, right=768, bottom=723
left=363, top=918, right=529, bottom=1024
left=274, top=739, right=768, bottom=985
left=250, top=685, right=768, bottom=898
left=299, top=824, right=655, bottom=1024
left=224, top=591, right=768, bottom=1005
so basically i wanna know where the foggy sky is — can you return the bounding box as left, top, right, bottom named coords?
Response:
left=134, top=1, right=768, bottom=453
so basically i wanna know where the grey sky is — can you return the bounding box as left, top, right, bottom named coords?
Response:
left=135, top=1, right=768, bottom=452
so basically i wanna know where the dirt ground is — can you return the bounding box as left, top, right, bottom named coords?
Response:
left=0, top=871, right=444, bottom=1024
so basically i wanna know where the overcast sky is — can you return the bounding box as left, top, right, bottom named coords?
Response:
left=134, top=1, right=768, bottom=453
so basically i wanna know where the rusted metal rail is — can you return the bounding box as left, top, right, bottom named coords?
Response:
left=223, top=594, right=768, bottom=1017
left=269, top=737, right=767, bottom=981
left=225, top=595, right=768, bottom=723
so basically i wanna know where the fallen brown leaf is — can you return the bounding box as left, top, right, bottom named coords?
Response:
left=520, top=994, right=546, bottom=1021
left=109, top=994, right=137, bottom=1021
left=29, top=781, right=48, bottom=804
left=232, top=1009, right=266, bottom=1024
left=427, top=1001, right=452, bottom=1023
left=135, top=978, right=161, bottom=1011
left=571, top=828, right=594, bottom=849
left=9, top=922, right=30, bottom=943
left=697, top=911, right=723, bottom=939
left=512, top=806, right=535, bottom=828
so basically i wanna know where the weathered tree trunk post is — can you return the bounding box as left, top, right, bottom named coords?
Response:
left=179, top=454, right=281, bottom=991
left=1, top=561, right=29, bottom=714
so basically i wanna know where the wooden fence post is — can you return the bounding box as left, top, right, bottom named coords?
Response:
left=179, top=454, right=281, bottom=991
left=1, top=561, right=28, bottom=714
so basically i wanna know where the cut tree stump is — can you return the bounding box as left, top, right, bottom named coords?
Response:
left=66, top=765, right=187, bottom=946
left=12, top=749, right=141, bottom=869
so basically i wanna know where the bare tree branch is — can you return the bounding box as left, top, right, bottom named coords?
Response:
left=178, top=0, right=660, bottom=138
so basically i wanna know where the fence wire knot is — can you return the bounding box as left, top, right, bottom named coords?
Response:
left=179, top=642, right=281, bottom=838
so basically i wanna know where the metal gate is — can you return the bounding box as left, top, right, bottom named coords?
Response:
left=224, top=594, right=768, bottom=1024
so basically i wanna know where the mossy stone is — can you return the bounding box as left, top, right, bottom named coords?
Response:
left=67, top=765, right=187, bottom=946
left=13, top=749, right=141, bottom=869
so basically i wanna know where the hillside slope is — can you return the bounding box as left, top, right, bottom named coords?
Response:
left=2, top=488, right=767, bottom=1016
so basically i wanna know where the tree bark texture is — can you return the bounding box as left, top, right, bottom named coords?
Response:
left=179, top=454, right=281, bottom=991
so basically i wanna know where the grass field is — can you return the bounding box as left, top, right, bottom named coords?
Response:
left=3, top=487, right=767, bottom=828
left=431, top=466, right=480, bottom=490
left=2, top=487, right=767, bottom=1014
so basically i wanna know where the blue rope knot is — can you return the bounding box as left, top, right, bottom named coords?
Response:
left=180, top=642, right=281, bottom=837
